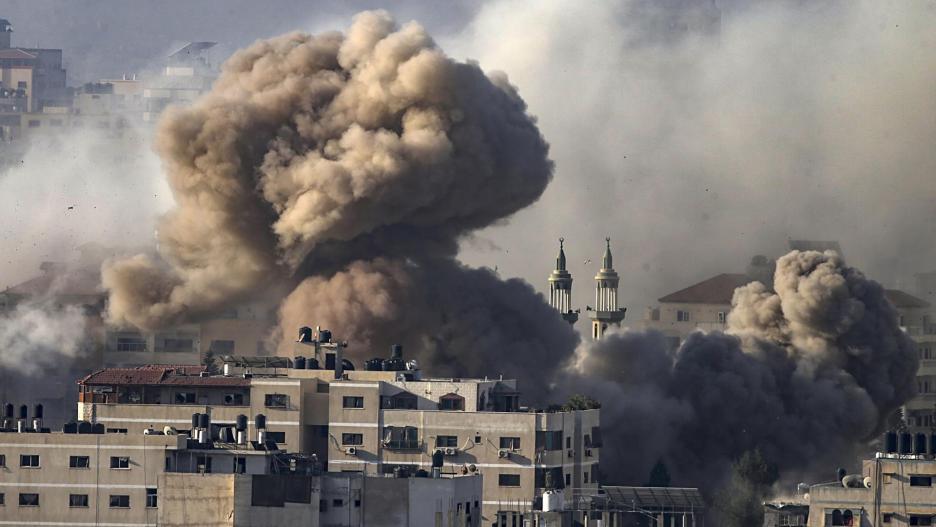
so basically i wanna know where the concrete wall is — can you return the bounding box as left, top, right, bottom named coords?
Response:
left=159, top=472, right=236, bottom=527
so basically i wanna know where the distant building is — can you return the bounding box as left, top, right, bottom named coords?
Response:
left=0, top=18, right=67, bottom=113
left=547, top=238, right=578, bottom=326
left=588, top=238, right=626, bottom=340
left=143, top=42, right=217, bottom=123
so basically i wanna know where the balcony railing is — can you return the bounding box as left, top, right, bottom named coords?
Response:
left=382, top=440, right=422, bottom=451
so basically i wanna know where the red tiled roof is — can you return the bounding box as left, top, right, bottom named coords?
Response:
left=658, top=273, right=752, bottom=305
left=885, top=289, right=930, bottom=309
left=3, top=268, right=103, bottom=297
left=78, top=365, right=249, bottom=387
left=0, top=48, right=37, bottom=60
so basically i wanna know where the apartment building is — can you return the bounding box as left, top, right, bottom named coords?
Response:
left=67, top=330, right=601, bottom=526
left=0, top=416, right=480, bottom=527
left=807, top=433, right=936, bottom=526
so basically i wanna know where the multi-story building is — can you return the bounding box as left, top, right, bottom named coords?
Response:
left=143, top=42, right=217, bottom=123
left=0, top=412, right=481, bottom=526
left=0, top=18, right=67, bottom=114
left=68, top=332, right=601, bottom=526
left=588, top=238, right=626, bottom=340
left=806, top=433, right=936, bottom=527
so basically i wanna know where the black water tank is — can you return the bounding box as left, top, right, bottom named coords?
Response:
left=198, top=413, right=210, bottom=430
left=236, top=415, right=248, bottom=431
left=383, top=357, right=405, bottom=372
left=63, top=422, right=78, bottom=434
left=342, top=358, right=355, bottom=371
left=899, top=432, right=913, bottom=454
left=77, top=421, right=92, bottom=434
left=318, top=329, right=332, bottom=343
left=33, top=404, right=43, bottom=419
left=391, top=344, right=403, bottom=359
left=306, top=358, right=319, bottom=370
left=191, top=413, right=201, bottom=430
left=915, top=433, right=927, bottom=455
left=92, top=423, right=105, bottom=434
left=255, top=414, right=267, bottom=430
left=294, top=356, right=306, bottom=369
left=432, top=449, right=444, bottom=468
left=3, top=403, right=13, bottom=418
left=298, top=327, right=313, bottom=343
left=365, top=358, right=382, bottom=371
left=18, top=404, right=27, bottom=420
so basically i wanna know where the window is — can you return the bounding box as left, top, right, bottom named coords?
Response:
left=162, top=338, right=194, bottom=352
left=320, top=499, right=327, bottom=511
left=116, top=335, right=146, bottom=352
left=883, top=513, right=893, bottom=523
left=342, top=396, right=364, bottom=409
left=210, top=339, right=235, bottom=353
left=499, top=437, right=521, bottom=450
left=27, top=119, right=40, bottom=128
left=439, top=393, right=465, bottom=411
left=109, top=495, right=130, bottom=508
left=20, top=454, right=40, bottom=467
left=69, top=456, right=90, bottom=468
left=536, top=431, right=563, bottom=451
left=146, top=488, right=157, bottom=508
left=381, top=392, right=417, bottom=409
left=383, top=426, right=419, bottom=450
left=69, top=494, right=89, bottom=507
left=565, top=473, right=571, bottom=486
left=175, top=392, right=196, bottom=404
left=265, top=431, right=286, bottom=443
left=106, top=428, right=128, bottom=434
left=436, top=435, right=458, bottom=448
left=910, top=475, right=933, bottom=486
left=17, top=81, right=27, bottom=89
left=355, top=499, right=361, bottom=507
left=677, top=310, right=691, bottom=322
left=333, top=498, right=344, bottom=507
left=110, top=456, right=130, bottom=469
left=265, top=394, right=288, bottom=408
left=316, top=383, right=330, bottom=393
left=19, top=493, right=39, bottom=506
left=584, top=470, right=589, bottom=484
left=911, top=516, right=933, bottom=526
left=0, top=454, right=5, bottom=467
left=0, top=492, right=3, bottom=505
left=234, top=457, right=246, bottom=474
left=498, top=473, right=521, bottom=487
left=474, top=435, right=482, bottom=444
left=717, top=311, right=727, bottom=323
left=342, top=433, right=364, bottom=446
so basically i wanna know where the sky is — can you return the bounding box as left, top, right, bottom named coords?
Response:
left=2, top=0, right=934, bottom=320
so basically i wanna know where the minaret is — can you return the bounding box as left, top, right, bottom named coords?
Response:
left=589, top=237, right=626, bottom=339
left=548, top=238, right=578, bottom=325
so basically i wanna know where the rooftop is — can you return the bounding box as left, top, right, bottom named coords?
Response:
left=2, top=267, right=102, bottom=297
left=885, top=289, right=930, bottom=309
left=602, top=486, right=705, bottom=510
left=79, top=365, right=250, bottom=388
left=658, top=273, right=751, bottom=305
left=0, top=48, right=36, bottom=60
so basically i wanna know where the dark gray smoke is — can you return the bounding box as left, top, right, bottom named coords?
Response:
left=565, top=250, right=918, bottom=486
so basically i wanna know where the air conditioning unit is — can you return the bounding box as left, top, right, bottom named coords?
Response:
left=444, top=447, right=457, bottom=456
left=344, top=447, right=357, bottom=456
left=498, top=449, right=510, bottom=459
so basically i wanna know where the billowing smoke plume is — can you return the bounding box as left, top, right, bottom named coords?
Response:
left=565, top=250, right=918, bottom=486
left=104, top=11, right=554, bottom=341
left=0, top=298, right=88, bottom=375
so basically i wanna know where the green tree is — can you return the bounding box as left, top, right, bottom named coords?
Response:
left=646, top=458, right=672, bottom=487
left=561, top=394, right=601, bottom=411
left=713, top=449, right=779, bottom=527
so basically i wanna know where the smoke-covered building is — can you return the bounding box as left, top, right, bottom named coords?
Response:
left=142, top=42, right=217, bottom=123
